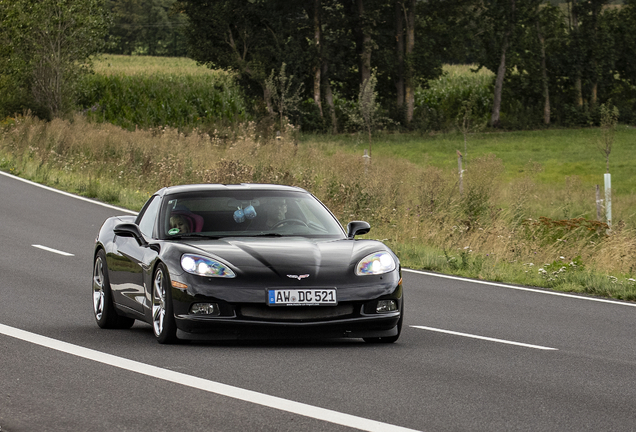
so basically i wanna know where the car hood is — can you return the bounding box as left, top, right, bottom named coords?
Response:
left=182, top=236, right=387, bottom=280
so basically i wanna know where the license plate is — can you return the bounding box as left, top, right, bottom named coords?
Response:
left=267, top=288, right=337, bottom=306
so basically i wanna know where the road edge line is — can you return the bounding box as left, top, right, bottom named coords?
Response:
left=0, top=170, right=137, bottom=215
left=402, top=268, right=636, bottom=307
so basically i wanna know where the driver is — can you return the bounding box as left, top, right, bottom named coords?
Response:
left=265, top=198, right=287, bottom=228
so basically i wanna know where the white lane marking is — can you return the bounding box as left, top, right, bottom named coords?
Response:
left=0, top=170, right=137, bottom=215
left=402, top=268, right=636, bottom=308
left=32, top=244, right=74, bottom=257
left=0, top=324, right=422, bottom=432
left=411, top=326, right=558, bottom=351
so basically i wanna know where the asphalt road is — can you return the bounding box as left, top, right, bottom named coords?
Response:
left=1, top=171, right=635, bottom=432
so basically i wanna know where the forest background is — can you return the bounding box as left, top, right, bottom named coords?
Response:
left=0, top=0, right=635, bottom=301
left=2, top=0, right=636, bottom=130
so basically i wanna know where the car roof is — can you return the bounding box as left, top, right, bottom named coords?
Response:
left=156, top=183, right=308, bottom=197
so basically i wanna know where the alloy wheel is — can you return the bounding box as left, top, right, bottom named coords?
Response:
left=93, top=257, right=105, bottom=320
left=152, top=268, right=166, bottom=337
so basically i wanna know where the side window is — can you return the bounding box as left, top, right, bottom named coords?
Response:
left=138, top=196, right=161, bottom=238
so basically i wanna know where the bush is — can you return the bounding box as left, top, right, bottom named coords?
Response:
left=414, top=65, right=493, bottom=132
left=76, top=71, right=248, bottom=130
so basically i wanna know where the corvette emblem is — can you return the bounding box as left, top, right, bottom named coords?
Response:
left=287, top=274, right=310, bottom=280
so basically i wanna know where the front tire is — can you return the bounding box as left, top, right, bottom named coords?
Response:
left=152, top=263, right=178, bottom=344
left=92, top=250, right=135, bottom=329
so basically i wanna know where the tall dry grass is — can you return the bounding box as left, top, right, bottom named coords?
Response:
left=1, top=114, right=635, bottom=298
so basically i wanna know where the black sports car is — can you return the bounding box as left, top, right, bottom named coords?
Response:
left=92, top=184, right=403, bottom=344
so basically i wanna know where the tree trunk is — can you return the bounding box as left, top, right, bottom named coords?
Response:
left=322, top=61, right=338, bottom=133
left=313, top=0, right=323, bottom=117
left=570, top=0, right=583, bottom=107
left=490, top=0, right=515, bottom=128
left=537, top=22, right=550, bottom=125
left=405, top=0, right=415, bottom=125
left=395, top=1, right=404, bottom=111
left=574, top=77, right=583, bottom=106
left=591, top=6, right=599, bottom=106
left=491, top=37, right=508, bottom=127
left=263, top=84, right=274, bottom=116
left=356, top=0, right=372, bottom=85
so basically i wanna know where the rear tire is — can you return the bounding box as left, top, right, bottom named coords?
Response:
left=92, top=250, right=135, bottom=329
left=152, top=262, right=178, bottom=344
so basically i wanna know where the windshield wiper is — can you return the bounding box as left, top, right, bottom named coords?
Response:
left=246, top=233, right=285, bottom=237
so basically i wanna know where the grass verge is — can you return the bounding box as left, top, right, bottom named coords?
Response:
left=1, top=114, right=635, bottom=301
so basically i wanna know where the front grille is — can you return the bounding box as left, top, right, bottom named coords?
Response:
left=238, top=304, right=355, bottom=321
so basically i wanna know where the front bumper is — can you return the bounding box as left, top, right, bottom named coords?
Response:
left=175, top=311, right=401, bottom=341
left=172, top=285, right=403, bottom=341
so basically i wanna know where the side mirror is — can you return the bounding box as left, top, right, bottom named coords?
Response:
left=114, top=223, right=148, bottom=247
left=347, top=221, right=371, bottom=239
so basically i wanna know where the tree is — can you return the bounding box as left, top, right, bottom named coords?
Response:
left=472, top=0, right=565, bottom=128
left=564, top=0, right=613, bottom=109
left=105, top=0, right=188, bottom=56
left=0, top=0, right=109, bottom=119
left=568, top=0, right=584, bottom=107
left=178, top=0, right=310, bottom=115
left=265, top=63, right=305, bottom=131
left=366, top=0, right=448, bottom=127
left=615, top=1, right=636, bottom=88
left=393, top=0, right=416, bottom=125
left=307, top=0, right=323, bottom=118
left=176, top=0, right=450, bottom=131
left=513, top=2, right=564, bottom=126
left=489, top=0, right=516, bottom=128
left=348, top=73, right=383, bottom=156
left=106, top=0, right=144, bottom=54
left=354, top=0, right=374, bottom=87
left=404, top=0, right=415, bottom=124
left=535, top=5, right=550, bottom=125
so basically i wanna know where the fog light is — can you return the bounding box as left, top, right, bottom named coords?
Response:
left=376, top=300, right=397, bottom=313
left=190, top=303, right=220, bottom=316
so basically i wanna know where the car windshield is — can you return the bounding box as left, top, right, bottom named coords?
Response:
left=159, top=190, right=345, bottom=239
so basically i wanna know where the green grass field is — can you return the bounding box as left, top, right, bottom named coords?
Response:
left=306, top=127, right=636, bottom=195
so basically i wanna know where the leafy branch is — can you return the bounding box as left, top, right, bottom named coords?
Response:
left=598, top=101, right=619, bottom=173
left=265, top=62, right=304, bottom=132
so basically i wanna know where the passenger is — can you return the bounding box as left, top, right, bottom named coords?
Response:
left=169, top=214, right=190, bottom=234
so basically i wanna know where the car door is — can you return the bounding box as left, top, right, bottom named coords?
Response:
left=108, top=195, right=161, bottom=314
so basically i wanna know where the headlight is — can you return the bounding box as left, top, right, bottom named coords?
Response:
left=355, top=251, right=396, bottom=275
left=181, top=254, right=236, bottom=278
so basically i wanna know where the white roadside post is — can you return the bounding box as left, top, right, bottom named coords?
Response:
left=457, top=150, right=464, bottom=196
left=604, top=173, right=612, bottom=232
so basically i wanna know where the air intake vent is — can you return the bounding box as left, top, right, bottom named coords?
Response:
left=239, top=304, right=355, bottom=321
